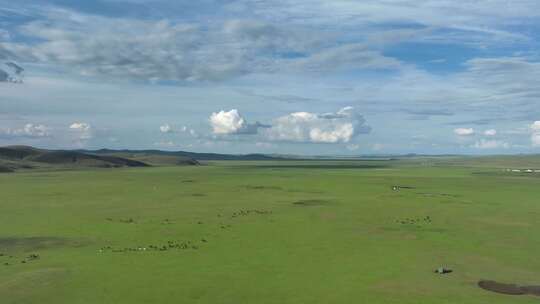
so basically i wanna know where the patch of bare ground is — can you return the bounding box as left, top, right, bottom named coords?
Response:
left=478, top=280, right=540, bottom=296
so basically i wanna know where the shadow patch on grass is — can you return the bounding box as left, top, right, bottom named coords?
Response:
left=293, top=199, right=332, bottom=206
left=439, top=199, right=472, bottom=205
left=0, top=237, right=73, bottom=251
left=416, top=192, right=460, bottom=198
left=287, top=189, right=325, bottom=194
left=243, top=185, right=284, bottom=191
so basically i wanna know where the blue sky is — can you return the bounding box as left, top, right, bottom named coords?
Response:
left=1, top=0, right=540, bottom=155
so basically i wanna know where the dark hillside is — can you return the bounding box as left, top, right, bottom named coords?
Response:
left=0, top=165, right=14, bottom=173
left=0, top=146, right=156, bottom=171
left=0, top=146, right=43, bottom=160
left=0, top=146, right=206, bottom=172
left=28, top=151, right=150, bottom=168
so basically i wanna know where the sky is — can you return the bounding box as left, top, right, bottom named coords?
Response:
left=1, top=0, right=540, bottom=155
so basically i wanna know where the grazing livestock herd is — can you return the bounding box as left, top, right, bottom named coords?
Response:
left=395, top=216, right=432, bottom=225
left=99, top=240, right=200, bottom=254
left=98, top=209, right=273, bottom=255
left=1, top=252, right=39, bottom=266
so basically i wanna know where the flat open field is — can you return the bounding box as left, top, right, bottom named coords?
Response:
left=1, top=158, right=540, bottom=303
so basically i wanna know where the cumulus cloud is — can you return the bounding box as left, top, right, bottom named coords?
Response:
left=265, top=107, right=370, bottom=143
left=484, top=129, right=497, bottom=136
left=0, top=123, right=50, bottom=138
left=69, top=122, right=91, bottom=131
left=210, top=110, right=245, bottom=134
left=209, top=109, right=268, bottom=135
left=472, top=139, right=509, bottom=149
left=19, top=123, right=49, bottom=137
left=69, top=122, right=92, bottom=139
left=206, top=107, right=369, bottom=144
left=454, top=128, right=475, bottom=136
left=531, top=121, right=540, bottom=147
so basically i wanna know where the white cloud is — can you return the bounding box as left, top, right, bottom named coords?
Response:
left=309, top=124, right=354, bottom=143
left=209, top=109, right=267, bottom=135
left=69, top=122, right=91, bottom=131
left=159, top=124, right=173, bottom=133
left=484, top=129, right=497, bottom=136
left=20, top=123, right=49, bottom=137
left=159, top=124, right=199, bottom=137
left=69, top=122, right=92, bottom=139
left=472, top=139, right=509, bottom=149
left=531, top=121, right=540, bottom=147
left=206, top=106, right=370, bottom=144
left=0, top=123, right=50, bottom=138
left=454, top=128, right=475, bottom=136
left=265, top=107, right=370, bottom=143
left=210, top=109, right=246, bottom=134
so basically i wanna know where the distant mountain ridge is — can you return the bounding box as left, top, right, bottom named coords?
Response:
left=80, top=148, right=280, bottom=161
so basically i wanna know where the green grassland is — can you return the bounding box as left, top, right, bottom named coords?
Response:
left=1, top=158, right=540, bottom=303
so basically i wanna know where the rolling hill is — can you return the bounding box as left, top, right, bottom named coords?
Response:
left=0, top=145, right=43, bottom=160
left=0, top=146, right=198, bottom=172
left=0, top=145, right=285, bottom=173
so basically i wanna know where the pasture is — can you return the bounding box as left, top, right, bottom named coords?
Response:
left=1, top=158, right=540, bottom=303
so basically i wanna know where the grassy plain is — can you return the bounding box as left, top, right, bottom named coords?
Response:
left=1, top=158, right=540, bottom=303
